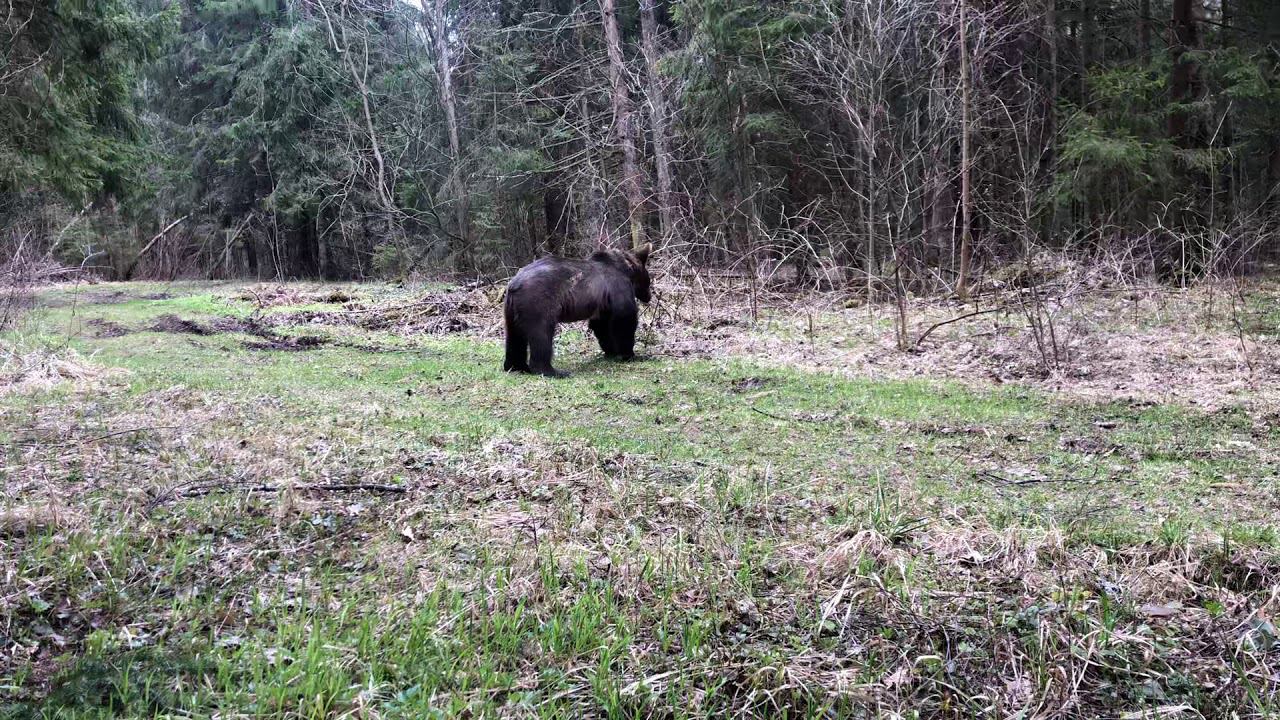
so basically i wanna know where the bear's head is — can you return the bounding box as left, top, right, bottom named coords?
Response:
left=592, top=244, right=654, bottom=303
left=629, top=243, right=653, bottom=303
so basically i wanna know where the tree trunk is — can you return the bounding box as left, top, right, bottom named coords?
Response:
left=865, top=140, right=876, bottom=298
left=1081, top=0, right=1096, bottom=68
left=1216, top=0, right=1234, bottom=232
left=429, top=0, right=470, bottom=265
left=325, top=5, right=394, bottom=214
left=1221, top=0, right=1231, bottom=48
left=957, top=0, right=974, bottom=300
left=639, top=0, right=675, bottom=242
left=1268, top=141, right=1280, bottom=217
left=1041, top=0, right=1059, bottom=243
left=601, top=0, right=644, bottom=249
left=1138, top=0, right=1151, bottom=64
left=317, top=214, right=329, bottom=279
left=576, top=89, right=609, bottom=248
left=543, top=182, right=571, bottom=254
left=244, top=236, right=258, bottom=279
left=928, top=146, right=956, bottom=260
left=1169, top=0, right=1198, bottom=144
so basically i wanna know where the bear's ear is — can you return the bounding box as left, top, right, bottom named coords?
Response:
left=634, top=243, right=653, bottom=265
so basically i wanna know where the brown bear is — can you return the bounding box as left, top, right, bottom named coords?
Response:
left=503, top=244, right=653, bottom=377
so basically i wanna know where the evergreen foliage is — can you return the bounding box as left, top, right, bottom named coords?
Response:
left=2, top=0, right=1278, bottom=282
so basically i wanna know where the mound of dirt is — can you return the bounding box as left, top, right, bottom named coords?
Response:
left=87, top=319, right=129, bottom=338
left=237, top=285, right=307, bottom=307
left=243, top=335, right=329, bottom=352
left=315, top=289, right=358, bottom=304
left=149, top=314, right=214, bottom=335
left=266, top=287, right=490, bottom=337
left=150, top=314, right=267, bottom=337
left=357, top=289, right=483, bottom=332
left=146, top=311, right=344, bottom=352
left=237, top=284, right=366, bottom=309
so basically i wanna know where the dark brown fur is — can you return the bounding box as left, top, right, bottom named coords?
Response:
left=504, top=244, right=653, bottom=377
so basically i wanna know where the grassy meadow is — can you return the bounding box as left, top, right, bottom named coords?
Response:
left=2, top=281, right=1278, bottom=718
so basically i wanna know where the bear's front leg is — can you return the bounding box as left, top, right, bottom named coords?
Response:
left=610, top=311, right=637, bottom=361
left=589, top=317, right=618, bottom=357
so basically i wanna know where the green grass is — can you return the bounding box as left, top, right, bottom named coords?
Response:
left=64, top=318, right=1276, bottom=537
left=3, top=282, right=1278, bottom=718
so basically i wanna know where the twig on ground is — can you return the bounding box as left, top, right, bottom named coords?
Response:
left=913, top=306, right=1005, bottom=350
left=751, top=406, right=824, bottom=424
left=16, top=426, right=180, bottom=447
left=171, top=481, right=410, bottom=500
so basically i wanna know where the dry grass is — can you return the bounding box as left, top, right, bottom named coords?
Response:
left=8, top=387, right=1274, bottom=716
left=0, top=344, right=126, bottom=397
left=236, top=283, right=368, bottom=309
left=639, top=268, right=1280, bottom=412
left=0, top=504, right=82, bottom=538
left=3, top=277, right=1278, bottom=718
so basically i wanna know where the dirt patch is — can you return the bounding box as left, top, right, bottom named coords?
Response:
left=208, top=317, right=263, bottom=334
left=149, top=314, right=270, bottom=337
left=32, top=289, right=124, bottom=309
left=146, top=312, right=403, bottom=353
left=730, top=376, right=770, bottom=393
left=149, top=314, right=216, bottom=335
left=243, top=335, right=329, bottom=352
left=237, top=284, right=367, bottom=309
left=1059, top=435, right=1122, bottom=456
left=81, top=290, right=131, bottom=305
left=271, top=285, right=492, bottom=337
left=86, top=319, right=130, bottom=338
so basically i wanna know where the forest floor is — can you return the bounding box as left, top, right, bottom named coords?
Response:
left=2, top=275, right=1278, bottom=718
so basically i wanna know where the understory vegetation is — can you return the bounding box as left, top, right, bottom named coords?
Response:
left=2, top=279, right=1277, bottom=718
left=3, top=0, right=1280, bottom=287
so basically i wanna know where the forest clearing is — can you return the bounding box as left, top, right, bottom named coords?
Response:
left=2, top=275, right=1278, bottom=718
left=6, top=0, right=1280, bottom=715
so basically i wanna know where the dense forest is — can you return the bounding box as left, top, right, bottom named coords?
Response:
left=3, top=0, right=1279, bottom=290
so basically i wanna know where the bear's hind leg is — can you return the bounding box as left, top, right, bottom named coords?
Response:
left=503, top=326, right=530, bottom=372
left=589, top=317, right=617, bottom=357
left=528, top=323, right=565, bottom=378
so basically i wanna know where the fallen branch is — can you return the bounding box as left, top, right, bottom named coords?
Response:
left=78, top=426, right=180, bottom=445
left=978, top=471, right=1092, bottom=488
left=750, top=406, right=831, bottom=424
left=19, top=426, right=180, bottom=447
left=912, top=306, right=1005, bottom=350
left=123, top=214, right=190, bottom=280
left=171, top=481, right=410, bottom=500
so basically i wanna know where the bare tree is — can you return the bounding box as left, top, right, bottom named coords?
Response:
left=639, top=0, right=676, bottom=243
left=1169, top=0, right=1198, bottom=144
left=957, top=0, right=974, bottom=300
left=1139, top=0, right=1151, bottom=64
left=601, top=0, right=644, bottom=249
left=425, top=0, right=470, bottom=264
